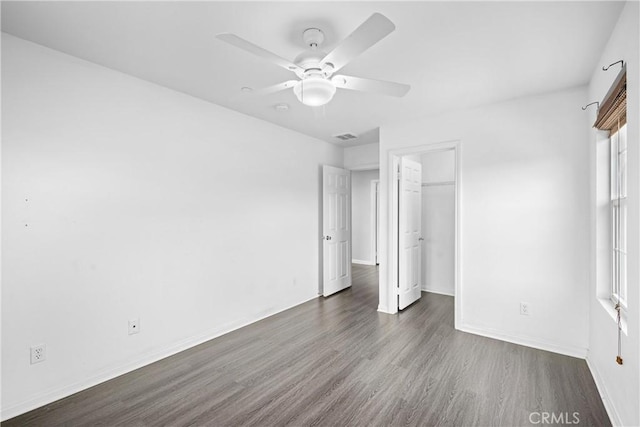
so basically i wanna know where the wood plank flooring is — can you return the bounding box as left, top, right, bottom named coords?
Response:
left=4, top=264, right=610, bottom=426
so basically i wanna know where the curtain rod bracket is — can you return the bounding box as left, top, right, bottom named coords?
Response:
left=582, top=101, right=599, bottom=111
left=603, top=60, right=625, bottom=71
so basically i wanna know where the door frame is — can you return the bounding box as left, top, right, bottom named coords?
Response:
left=371, top=180, right=380, bottom=265
left=379, top=140, right=461, bottom=329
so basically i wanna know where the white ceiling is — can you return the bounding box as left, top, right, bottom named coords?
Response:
left=1, top=1, right=624, bottom=146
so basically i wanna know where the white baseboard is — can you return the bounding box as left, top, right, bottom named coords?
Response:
left=0, top=295, right=319, bottom=422
left=377, top=304, right=397, bottom=314
left=352, top=259, right=375, bottom=266
left=458, top=323, right=587, bottom=359
left=586, top=356, right=621, bottom=426
left=422, top=288, right=455, bottom=297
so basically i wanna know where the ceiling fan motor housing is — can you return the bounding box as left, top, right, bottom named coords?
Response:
left=297, top=28, right=335, bottom=78
left=294, top=51, right=329, bottom=76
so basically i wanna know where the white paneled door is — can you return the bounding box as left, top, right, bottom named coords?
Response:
left=398, top=157, right=422, bottom=310
left=322, top=165, right=352, bottom=297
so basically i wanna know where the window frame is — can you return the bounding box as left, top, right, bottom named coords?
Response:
left=610, top=124, right=627, bottom=310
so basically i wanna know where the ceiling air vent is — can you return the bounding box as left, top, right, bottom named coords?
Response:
left=334, top=133, right=358, bottom=141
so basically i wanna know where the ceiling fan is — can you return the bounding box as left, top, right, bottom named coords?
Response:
left=216, top=13, right=410, bottom=107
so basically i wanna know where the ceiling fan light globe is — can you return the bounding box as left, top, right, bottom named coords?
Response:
left=293, top=78, right=336, bottom=107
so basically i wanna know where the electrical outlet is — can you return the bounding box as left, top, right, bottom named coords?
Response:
left=30, top=344, right=46, bottom=364
left=520, top=302, right=530, bottom=316
left=128, top=318, right=140, bottom=335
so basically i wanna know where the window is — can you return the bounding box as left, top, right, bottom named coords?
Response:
left=593, top=65, right=627, bottom=309
left=611, top=124, right=627, bottom=308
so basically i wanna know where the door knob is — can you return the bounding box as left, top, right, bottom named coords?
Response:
left=325, top=235, right=332, bottom=241
left=418, top=237, right=424, bottom=241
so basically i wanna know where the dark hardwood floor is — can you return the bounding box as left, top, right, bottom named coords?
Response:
left=4, top=264, right=610, bottom=426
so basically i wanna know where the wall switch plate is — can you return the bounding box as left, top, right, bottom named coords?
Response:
left=30, top=344, right=46, bottom=364
left=520, top=302, right=530, bottom=316
left=128, top=318, right=140, bottom=335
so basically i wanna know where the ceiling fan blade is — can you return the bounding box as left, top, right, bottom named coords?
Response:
left=332, top=75, right=410, bottom=97
left=321, top=13, right=395, bottom=74
left=217, top=33, right=302, bottom=74
left=251, top=80, right=298, bottom=96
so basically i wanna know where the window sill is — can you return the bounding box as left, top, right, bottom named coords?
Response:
left=598, top=297, right=628, bottom=335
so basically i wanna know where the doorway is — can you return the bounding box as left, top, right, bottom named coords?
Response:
left=381, top=141, right=460, bottom=324
left=320, top=165, right=381, bottom=306
left=421, top=149, right=456, bottom=297
left=351, top=169, right=380, bottom=266
left=350, top=168, right=381, bottom=308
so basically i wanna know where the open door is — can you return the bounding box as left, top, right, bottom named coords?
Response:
left=322, top=165, right=352, bottom=296
left=398, top=157, right=422, bottom=310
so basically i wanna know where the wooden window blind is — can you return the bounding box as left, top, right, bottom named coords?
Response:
left=594, top=65, right=626, bottom=132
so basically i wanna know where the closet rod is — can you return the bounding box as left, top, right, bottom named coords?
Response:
left=422, top=181, right=455, bottom=187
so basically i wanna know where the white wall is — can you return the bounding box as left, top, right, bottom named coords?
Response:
left=422, top=150, right=455, bottom=184
left=380, top=86, right=591, bottom=358
left=0, top=34, right=343, bottom=420
left=344, top=143, right=379, bottom=170
left=351, top=169, right=379, bottom=265
left=587, top=2, right=639, bottom=426
left=421, top=150, right=455, bottom=295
